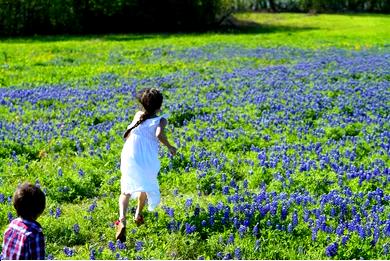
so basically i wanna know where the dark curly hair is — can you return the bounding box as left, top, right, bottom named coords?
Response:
left=123, top=88, right=163, bottom=139
left=13, top=182, right=46, bottom=220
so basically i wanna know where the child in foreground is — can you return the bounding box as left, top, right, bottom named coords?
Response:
left=116, top=88, right=177, bottom=242
left=1, top=182, right=46, bottom=260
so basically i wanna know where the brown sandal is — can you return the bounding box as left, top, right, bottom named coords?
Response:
left=134, top=215, right=144, bottom=226
left=115, top=220, right=126, bottom=242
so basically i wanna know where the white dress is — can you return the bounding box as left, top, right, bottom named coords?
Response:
left=120, top=111, right=168, bottom=211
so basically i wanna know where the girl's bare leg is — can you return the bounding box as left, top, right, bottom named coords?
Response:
left=119, top=193, right=130, bottom=224
left=135, top=192, right=147, bottom=220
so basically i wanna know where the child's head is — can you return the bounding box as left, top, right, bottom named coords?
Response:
left=13, top=182, right=46, bottom=220
left=136, top=88, right=163, bottom=115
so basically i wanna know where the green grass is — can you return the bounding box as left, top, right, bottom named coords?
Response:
left=0, top=12, right=389, bottom=87
left=0, top=12, right=389, bottom=260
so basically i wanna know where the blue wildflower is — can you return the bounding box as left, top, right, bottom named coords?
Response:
left=7, top=212, right=13, bottom=223
left=90, top=249, right=96, bottom=260
left=108, top=241, right=116, bottom=251
left=325, top=242, right=338, bottom=257
left=185, top=223, right=196, bottom=234
left=88, top=201, right=97, bottom=212
left=223, top=253, right=232, bottom=260
left=185, top=198, right=193, bottom=208
left=227, top=234, right=234, bottom=245
left=64, top=247, right=74, bottom=257
left=73, top=224, right=80, bottom=234
left=55, top=207, right=61, bottom=218
left=234, top=247, right=242, bottom=260
left=117, top=240, right=126, bottom=250
left=78, top=169, right=84, bottom=177
left=292, top=210, right=298, bottom=227
left=341, top=235, right=349, bottom=246
left=135, top=241, right=144, bottom=252
left=222, top=186, right=229, bottom=195
left=238, top=225, right=247, bottom=238
left=254, top=239, right=260, bottom=251
left=253, top=223, right=259, bottom=237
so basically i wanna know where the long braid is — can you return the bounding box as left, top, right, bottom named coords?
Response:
left=123, top=88, right=163, bottom=139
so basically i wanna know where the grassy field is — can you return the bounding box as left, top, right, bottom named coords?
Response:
left=0, top=13, right=389, bottom=88
left=0, top=13, right=389, bottom=259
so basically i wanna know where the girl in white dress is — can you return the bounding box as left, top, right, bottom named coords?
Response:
left=115, top=88, right=177, bottom=242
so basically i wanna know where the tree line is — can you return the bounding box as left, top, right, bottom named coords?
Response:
left=0, top=0, right=233, bottom=36
left=234, top=0, right=390, bottom=13
left=0, top=0, right=388, bottom=36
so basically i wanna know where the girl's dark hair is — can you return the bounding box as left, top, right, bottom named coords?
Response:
left=13, top=182, right=46, bottom=220
left=123, top=88, right=163, bottom=139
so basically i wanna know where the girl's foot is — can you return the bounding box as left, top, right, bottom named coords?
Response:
left=115, top=220, right=126, bottom=242
left=133, top=215, right=144, bottom=226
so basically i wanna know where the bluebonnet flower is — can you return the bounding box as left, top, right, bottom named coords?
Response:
left=78, top=169, right=85, bottom=177
left=201, top=220, right=207, bottom=226
left=209, top=216, right=215, bottom=226
left=243, top=179, right=248, bottom=189
left=253, top=223, right=259, bottom=237
left=216, top=252, right=223, bottom=259
left=325, top=242, right=338, bottom=257
left=238, top=225, right=247, bottom=238
left=185, top=198, right=193, bottom=208
left=371, top=226, right=379, bottom=246
left=165, top=207, right=174, bottom=218
left=88, top=201, right=97, bottom=212
left=288, top=223, right=293, bottom=233
left=0, top=193, right=4, bottom=203
left=90, top=249, right=96, bottom=260
left=117, top=240, right=126, bottom=250
left=254, top=239, right=260, bottom=251
left=7, top=212, right=13, bottom=223
left=108, top=241, right=116, bottom=251
left=311, top=227, right=318, bottom=241
left=57, top=168, right=63, bottom=177
left=55, top=207, right=61, bottom=218
left=223, top=253, right=232, bottom=260
left=185, top=223, right=196, bottom=234
left=208, top=204, right=216, bottom=215
left=198, top=256, right=205, bottom=260
left=64, top=247, right=74, bottom=257
left=292, top=210, right=298, bottom=227
left=229, top=179, right=236, bottom=188
left=227, top=234, right=234, bottom=245
left=234, top=247, right=242, bottom=260
left=341, top=235, right=349, bottom=246
left=222, top=186, right=229, bottom=195
left=194, top=205, right=200, bottom=216
left=47, top=254, right=54, bottom=260
left=73, top=224, right=80, bottom=234
left=135, top=241, right=144, bottom=252
left=384, top=243, right=389, bottom=255
left=281, top=205, right=288, bottom=220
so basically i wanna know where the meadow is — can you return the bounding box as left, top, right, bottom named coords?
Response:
left=0, top=13, right=389, bottom=259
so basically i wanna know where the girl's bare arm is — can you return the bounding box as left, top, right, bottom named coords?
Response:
left=156, top=118, right=177, bottom=155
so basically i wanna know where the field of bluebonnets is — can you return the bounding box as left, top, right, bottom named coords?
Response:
left=0, top=13, right=389, bottom=259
